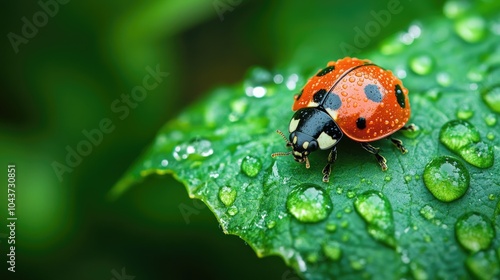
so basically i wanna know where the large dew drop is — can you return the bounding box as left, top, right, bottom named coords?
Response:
left=419, top=205, right=436, bottom=220
left=466, top=250, right=500, bottom=279
left=218, top=186, right=237, bottom=207
left=482, top=86, right=500, bottom=113
left=286, top=184, right=333, bottom=223
left=459, top=141, right=494, bottom=168
left=410, top=54, right=434, bottom=75
left=423, top=156, right=470, bottom=202
left=241, top=156, right=262, bottom=177
left=322, top=242, right=342, bottom=261
left=439, top=120, right=480, bottom=151
left=455, top=212, right=495, bottom=252
left=439, top=120, right=494, bottom=168
left=454, top=15, right=486, bottom=43
left=354, top=191, right=396, bottom=247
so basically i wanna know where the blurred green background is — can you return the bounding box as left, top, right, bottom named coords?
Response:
left=0, top=1, right=445, bottom=279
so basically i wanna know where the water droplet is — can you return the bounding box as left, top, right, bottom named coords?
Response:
left=346, top=190, right=356, bottom=199
left=486, top=132, right=495, bottom=140
left=443, top=0, right=470, bottom=19
left=439, top=120, right=480, bottom=151
left=173, top=139, right=213, bottom=161
left=410, top=54, right=434, bottom=75
left=419, top=205, right=436, bottom=220
left=454, top=15, right=486, bottom=43
left=424, top=88, right=441, bottom=101
left=350, top=257, right=366, bottom=271
left=266, top=220, right=276, bottom=229
left=423, top=156, right=470, bottom=202
left=336, top=186, right=343, bottom=194
left=228, top=98, right=248, bottom=122
left=340, top=220, right=349, bottom=228
left=323, top=242, right=342, bottom=261
left=326, top=222, right=337, bottom=232
left=456, top=104, right=474, bottom=120
left=219, top=186, right=237, bottom=207
left=467, top=65, right=487, bottom=82
left=436, top=72, right=452, bottom=87
left=400, top=124, right=421, bottom=139
left=384, top=175, right=392, bottom=182
left=488, top=194, right=496, bottom=201
left=459, top=141, right=494, bottom=168
left=273, top=74, right=284, bottom=84
left=306, top=252, right=319, bottom=263
left=380, top=36, right=405, bottom=55
left=227, top=205, right=238, bottom=216
left=286, top=73, right=300, bottom=91
left=244, top=67, right=273, bottom=98
left=209, top=171, right=219, bottom=178
left=404, top=175, right=412, bottom=183
left=423, top=235, right=432, bottom=243
left=455, top=212, right=495, bottom=252
left=439, top=120, right=495, bottom=168
left=484, top=113, right=497, bottom=126
left=410, top=262, right=429, bottom=280
left=241, top=156, right=262, bottom=177
left=466, top=250, right=500, bottom=280
left=286, top=184, right=333, bottom=223
left=482, top=86, right=500, bottom=113
left=354, top=191, right=396, bottom=247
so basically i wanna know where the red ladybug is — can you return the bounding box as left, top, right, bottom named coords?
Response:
left=272, top=57, right=413, bottom=182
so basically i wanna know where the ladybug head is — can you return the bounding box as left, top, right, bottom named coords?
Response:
left=271, top=130, right=319, bottom=169
left=271, top=108, right=343, bottom=169
left=289, top=131, right=319, bottom=165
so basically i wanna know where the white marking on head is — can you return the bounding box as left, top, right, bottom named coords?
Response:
left=317, top=132, right=337, bottom=149
left=293, top=135, right=298, bottom=144
left=302, top=141, right=309, bottom=149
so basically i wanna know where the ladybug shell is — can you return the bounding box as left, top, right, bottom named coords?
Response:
left=293, top=57, right=410, bottom=142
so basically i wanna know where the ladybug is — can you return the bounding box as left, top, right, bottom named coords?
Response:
left=272, top=57, right=414, bottom=182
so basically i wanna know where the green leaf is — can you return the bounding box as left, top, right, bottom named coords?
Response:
left=112, top=4, right=500, bottom=279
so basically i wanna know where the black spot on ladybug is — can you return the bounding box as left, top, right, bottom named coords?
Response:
left=356, top=117, right=366, bottom=129
left=313, top=89, right=327, bottom=103
left=316, top=66, right=335, bottom=77
left=323, top=92, right=342, bottom=111
left=364, top=84, right=383, bottom=102
left=395, top=84, right=406, bottom=108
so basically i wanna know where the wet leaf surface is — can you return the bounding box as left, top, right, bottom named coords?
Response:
left=113, top=2, right=500, bottom=279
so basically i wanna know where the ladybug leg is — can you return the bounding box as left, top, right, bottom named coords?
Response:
left=389, top=124, right=415, bottom=154
left=360, top=143, right=388, bottom=171
left=322, top=146, right=337, bottom=183
left=390, top=137, right=408, bottom=154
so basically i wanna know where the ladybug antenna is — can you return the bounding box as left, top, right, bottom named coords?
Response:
left=271, top=151, right=291, bottom=158
left=271, top=130, right=293, bottom=158
left=275, top=129, right=292, bottom=147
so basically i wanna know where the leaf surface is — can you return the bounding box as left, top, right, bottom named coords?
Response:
left=112, top=4, right=500, bottom=279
